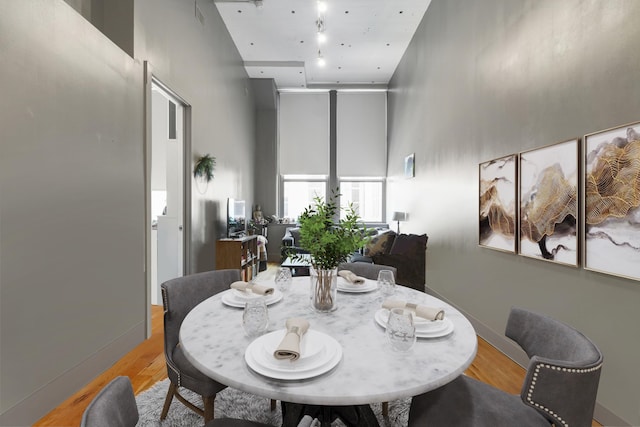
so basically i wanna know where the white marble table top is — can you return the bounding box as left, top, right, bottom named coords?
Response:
left=180, top=276, right=477, bottom=406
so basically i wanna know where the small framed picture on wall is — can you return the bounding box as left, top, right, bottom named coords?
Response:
left=404, top=153, right=415, bottom=178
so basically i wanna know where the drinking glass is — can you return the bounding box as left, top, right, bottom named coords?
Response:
left=242, top=298, right=269, bottom=338
left=386, top=308, right=417, bottom=352
left=274, top=267, right=293, bottom=292
left=377, top=269, right=396, bottom=296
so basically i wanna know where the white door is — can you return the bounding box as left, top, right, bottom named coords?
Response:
left=151, top=82, right=184, bottom=305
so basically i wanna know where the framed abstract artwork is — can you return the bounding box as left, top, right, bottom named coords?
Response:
left=404, top=153, right=415, bottom=178
left=519, top=139, right=579, bottom=266
left=584, top=121, right=640, bottom=281
left=479, top=154, right=517, bottom=253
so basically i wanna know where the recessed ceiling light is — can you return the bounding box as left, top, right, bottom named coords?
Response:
left=399, top=10, right=404, bottom=14
left=386, top=43, right=390, bottom=46
left=317, top=33, right=327, bottom=43
left=317, top=57, right=326, bottom=67
left=237, top=10, right=242, bottom=13
left=318, top=1, right=327, bottom=13
left=377, top=67, right=380, bottom=69
left=291, top=10, right=295, bottom=14
left=345, top=10, right=349, bottom=14
left=250, top=42, right=254, bottom=46
left=300, top=40, right=304, bottom=43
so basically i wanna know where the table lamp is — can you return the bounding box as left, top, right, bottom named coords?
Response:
left=392, top=211, right=407, bottom=234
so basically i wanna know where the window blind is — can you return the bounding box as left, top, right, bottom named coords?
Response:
left=336, top=92, right=387, bottom=177
left=279, top=92, right=330, bottom=176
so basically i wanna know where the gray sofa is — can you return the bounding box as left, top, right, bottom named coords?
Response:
left=280, top=223, right=428, bottom=292
left=280, top=223, right=390, bottom=261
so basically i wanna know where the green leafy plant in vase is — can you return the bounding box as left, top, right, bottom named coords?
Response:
left=293, top=189, right=369, bottom=311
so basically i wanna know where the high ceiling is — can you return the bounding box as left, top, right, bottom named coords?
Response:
left=213, top=0, right=432, bottom=89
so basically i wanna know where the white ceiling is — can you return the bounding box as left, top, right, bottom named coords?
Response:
left=213, top=0, right=432, bottom=89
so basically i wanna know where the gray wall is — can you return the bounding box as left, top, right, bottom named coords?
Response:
left=387, top=0, right=640, bottom=424
left=252, top=79, right=278, bottom=219
left=0, top=0, right=256, bottom=424
left=134, top=0, right=257, bottom=273
left=63, top=0, right=134, bottom=56
left=0, top=0, right=145, bottom=424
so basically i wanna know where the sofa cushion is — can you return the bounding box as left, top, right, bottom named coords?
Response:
left=389, top=233, right=428, bottom=256
left=364, top=230, right=397, bottom=257
left=373, top=233, right=428, bottom=291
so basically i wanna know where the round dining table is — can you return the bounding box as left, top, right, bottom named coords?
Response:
left=180, top=275, right=477, bottom=426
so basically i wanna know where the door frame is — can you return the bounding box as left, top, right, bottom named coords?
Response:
left=143, top=62, right=192, bottom=337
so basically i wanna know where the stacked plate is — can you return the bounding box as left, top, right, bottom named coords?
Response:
left=245, top=329, right=342, bottom=380
left=337, top=277, right=378, bottom=293
left=221, top=289, right=283, bottom=308
left=375, top=308, right=455, bottom=338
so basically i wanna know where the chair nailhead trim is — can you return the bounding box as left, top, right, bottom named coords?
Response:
left=162, top=287, right=169, bottom=313
left=526, top=362, right=603, bottom=427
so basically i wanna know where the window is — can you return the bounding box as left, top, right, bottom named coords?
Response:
left=282, top=176, right=327, bottom=221
left=339, top=180, right=383, bottom=222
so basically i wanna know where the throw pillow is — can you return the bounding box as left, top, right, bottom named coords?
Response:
left=289, top=228, right=301, bottom=246
left=364, top=230, right=397, bottom=257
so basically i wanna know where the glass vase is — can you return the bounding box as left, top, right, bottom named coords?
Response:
left=310, top=267, right=338, bottom=312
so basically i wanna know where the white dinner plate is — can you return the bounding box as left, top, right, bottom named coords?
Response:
left=245, top=329, right=342, bottom=380
left=254, top=330, right=338, bottom=373
left=221, top=289, right=283, bottom=308
left=337, top=277, right=378, bottom=293
left=374, top=308, right=455, bottom=338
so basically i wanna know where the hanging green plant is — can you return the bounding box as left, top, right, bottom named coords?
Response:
left=193, top=154, right=216, bottom=182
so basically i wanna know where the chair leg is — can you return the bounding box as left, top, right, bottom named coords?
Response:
left=382, top=401, right=389, bottom=417
left=160, top=382, right=177, bottom=420
left=270, top=399, right=277, bottom=411
left=203, top=395, right=215, bottom=423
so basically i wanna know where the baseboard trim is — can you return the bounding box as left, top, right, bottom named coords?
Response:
left=0, top=320, right=146, bottom=427
left=425, top=285, right=631, bottom=427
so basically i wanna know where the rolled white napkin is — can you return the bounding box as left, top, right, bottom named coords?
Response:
left=382, top=299, right=445, bottom=321
left=230, top=280, right=274, bottom=296
left=338, top=270, right=365, bottom=285
left=273, top=318, right=310, bottom=361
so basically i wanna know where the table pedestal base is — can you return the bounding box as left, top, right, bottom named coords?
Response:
left=281, top=401, right=380, bottom=427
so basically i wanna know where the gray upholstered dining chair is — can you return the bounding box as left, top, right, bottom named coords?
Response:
left=160, top=269, right=242, bottom=424
left=337, top=262, right=397, bottom=281
left=81, top=376, right=138, bottom=427
left=408, top=307, right=603, bottom=427
left=81, top=375, right=276, bottom=427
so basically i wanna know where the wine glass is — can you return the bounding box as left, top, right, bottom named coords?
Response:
left=275, top=267, right=293, bottom=292
left=386, top=308, right=417, bottom=352
left=242, top=298, right=269, bottom=338
left=377, top=269, right=396, bottom=296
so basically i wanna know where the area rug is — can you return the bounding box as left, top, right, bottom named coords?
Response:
left=136, top=379, right=410, bottom=426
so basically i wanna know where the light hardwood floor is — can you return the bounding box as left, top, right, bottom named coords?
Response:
left=35, top=301, right=601, bottom=427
